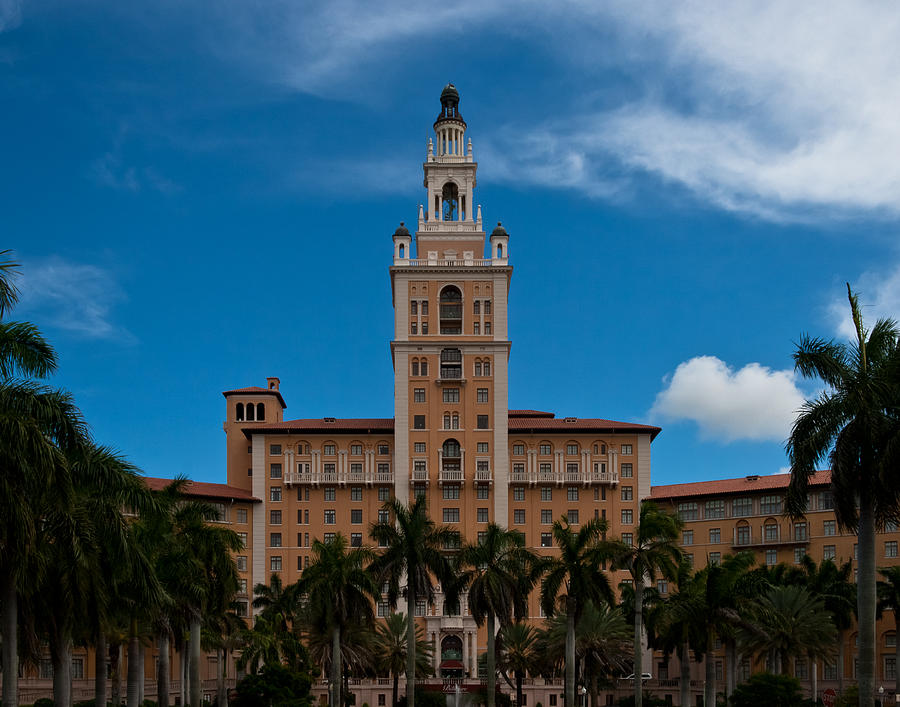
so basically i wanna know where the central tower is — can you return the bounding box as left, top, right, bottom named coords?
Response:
left=390, top=83, right=513, bottom=528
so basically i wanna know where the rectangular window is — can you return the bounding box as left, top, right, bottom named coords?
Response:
left=324, top=487, right=336, bottom=501
left=477, top=415, right=489, bottom=429
left=443, top=387, right=460, bottom=403
left=477, top=508, right=489, bottom=523
left=270, top=444, right=281, bottom=455
left=324, top=444, right=336, bottom=455
left=823, top=661, right=838, bottom=680
left=677, top=502, right=698, bottom=521
left=324, top=510, right=336, bottom=524
left=541, top=487, right=552, bottom=501
left=410, top=322, right=417, bottom=334
left=378, top=601, right=390, bottom=618
left=270, top=510, right=282, bottom=525
left=270, top=533, right=282, bottom=548
left=823, top=544, right=836, bottom=560
left=766, top=549, right=777, bottom=566
left=270, top=463, right=282, bottom=479
left=270, top=487, right=282, bottom=502
left=709, top=552, right=721, bottom=565
left=351, top=509, right=363, bottom=524
left=443, top=508, right=460, bottom=523
left=270, top=556, right=282, bottom=572
left=477, top=485, right=489, bottom=499
left=541, top=509, right=552, bottom=524
left=567, top=486, right=579, bottom=501
left=473, top=322, right=480, bottom=335
left=566, top=462, right=579, bottom=476
left=414, top=388, right=425, bottom=403
left=484, top=322, right=491, bottom=335
left=414, top=483, right=426, bottom=499
left=824, top=520, right=836, bottom=536
left=237, top=555, right=247, bottom=571
left=514, top=509, right=526, bottom=525
left=378, top=486, right=391, bottom=501
left=413, top=442, right=426, bottom=454
left=567, top=444, right=579, bottom=455
left=657, top=579, right=668, bottom=594
left=622, top=509, right=633, bottom=524
left=513, top=444, right=525, bottom=455
left=237, top=532, right=248, bottom=547
left=887, top=541, right=898, bottom=558
left=709, top=528, right=721, bottom=544
left=794, top=546, right=807, bottom=563
left=736, top=525, right=750, bottom=545
left=732, top=497, right=752, bottom=517
left=443, top=485, right=460, bottom=500
left=378, top=444, right=390, bottom=455
left=682, top=530, right=694, bottom=546
left=622, top=533, right=633, bottom=547
left=413, top=415, right=426, bottom=429
left=620, top=463, right=633, bottom=478
left=351, top=533, right=362, bottom=547
left=794, top=522, right=808, bottom=540
left=477, top=442, right=489, bottom=453
left=541, top=532, right=552, bottom=548
left=484, top=300, right=491, bottom=314
left=351, top=486, right=362, bottom=501
left=819, top=491, right=835, bottom=510
left=540, top=444, right=552, bottom=455
left=795, top=660, right=808, bottom=680
left=567, top=509, right=579, bottom=524
left=765, top=523, right=779, bottom=541
left=411, top=301, right=418, bottom=315
left=323, top=462, right=336, bottom=477
left=378, top=509, right=389, bottom=524
left=621, top=486, right=633, bottom=501
left=621, top=444, right=633, bottom=455
left=414, top=460, right=426, bottom=473
left=513, top=487, right=525, bottom=501
left=476, top=388, right=489, bottom=403
left=236, top=508, right=247, bottom=524
left=473, top=300, right=480, bottom=315
left=323, top=533, right=335, bottom=544
left=705, top=500, right=725, bottom=519
left=760, top=495, right=783, bottom=514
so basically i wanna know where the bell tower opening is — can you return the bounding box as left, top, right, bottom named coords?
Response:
left=442, top=182, right=460, bottom=221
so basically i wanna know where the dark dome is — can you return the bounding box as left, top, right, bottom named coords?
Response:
left=435, top=82, right=465, bottom=127
left=441, top=83, right=459, bottom=101
left=491, top=221, right=508, bottom=237
left=393, top=222, right=410, bottom=237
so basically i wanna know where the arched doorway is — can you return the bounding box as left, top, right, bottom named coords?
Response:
left=440, top=635, right=464, bottom=678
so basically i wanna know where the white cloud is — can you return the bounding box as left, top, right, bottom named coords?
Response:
left=651, top=355, right=806, bottom=443
left=90, top=152, right=181, bottom=194
left=0, top=0, right=21, bottom=32
left=17, top=257, right=135, bottom=342
left=830, top=264, right=900, bottom=338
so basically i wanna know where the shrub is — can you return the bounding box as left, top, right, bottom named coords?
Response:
left=396, top=690, right=447, bottom=707
left=233, top=664, right=313, bottom=707
left=34, top=699, right=55, bottom=707
left=616, top=694, right=668, bottom=707
left=729, top=673, right=815, bottom=707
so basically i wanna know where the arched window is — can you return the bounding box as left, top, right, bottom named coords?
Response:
left=235, top=403, right=244, bottom=421
left=452, top=413, right=459, bottom=430
left=440, top=286, right=462, bottom=334
left=412, top=359, right=420, bottom=376
left=497, top=244, right=503, bottom=258
left=443, top=413, right=451, bottom=429
left=483, top=359, right=491, bottom=376
left=440, top=348, right=462, bottom=379
left=421, top=359, right=428, bottom=376
left=443, top=439, right=461, bottom=458
left=246, top=403, right=255, bottom=421
left=442, top=182, right=459, bottom=221
left=256, top=403, right=265, bottom=421
left=475, top=360, right=482, bottom=376
left=399, top=244, right=405, bottom=258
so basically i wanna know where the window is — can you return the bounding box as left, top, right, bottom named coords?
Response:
left=705, top=500, right=725, bottom=519
left=514, top=509, right=526, bottom=524
left=324, top=444, right=336, bottom=456
left=567, top=509, right=579, bottom=524
left=512, top=443, right=524, bottom=455
left=709, top=528, right=721, bottom=544
left=764, top=523, right=779, bottom=541
left=270, top=444, right=281, bottom=455
left=237, top=508, right=248, bottom=524
left=824, top=519, right=836, bottom=536
left=378, top=509, right=389, bottom=524
left=566, top=462, right=579, bottom=476
left=477, top=508, right=489, bottom=523
left=474, top=361, right=482, bottom=376
left=414, top=388, right=425, bottom=403
left=621, top=444, right=633, bottom=455
left=887, top=541, right=898, bottom=558
left=270, top=533, right=282, bottom=548
left=819, top=490, right=834, bottom=510
left=541, top=487, right=552, bottom=501
left=270, top=487, right=282, bottom=502
left=324, top=487, right=336, bottom=501
left=351, top=486, right=362, bottom=501
left=411, top=301, right=418, bottom=315
left=378, top=487, right=391, bottom=502
left=732, top=497, right=752, bottom=517
left=620, top=463, right=633, bottom=478
left=323, top=533, right=335, bottom=544
left=621, top=486, right=633, bottom=501
left=484, top=322, right=492, bottom=335
left=412, top=360, right=419, bottom=376
left=378, top=695, right=387, bottom=707
left=324, top=510, right=336, bottom=524
left=477, top=486, right=489, bottom=499
left=237, top=532, right=248, bottom=547
left=513, top=487, right=525, bottom=501
left=443, top=387, right=460, bottom=403
left=477, top=442, right=489, bottom=453
left=657, top=579, right=668, bottom=594
left=709, top=552, right=721, bottom=565
left=541, top=509, right=552, bottom=524
left=270, top=556, right=282, bottom=572
left=677, top=502, right=698, bottom=521
left=350, top=533, right=362, bottom=547
left=443, top=485, right=460, bottom=500
left=475, top=388, right=490, bottom=404
left=622, top=533, right=633, bottom=546
left=888, top=634, right=897, bottom=647
left=351, top=509, right=363, bottom=524
left=483, top=360, right=491, bottom=375
left=567, top=444, right=579, bottom=455
left=413, top=442, right=426, bottom=454
left=237, top=555, right=248, bottom=571
left=682, top=530, right=694, bottom=545
left=270, top=510, right=282, bottom=525
left=823, top=661, right=838, bottom=680
left=541, top=533, right=552, bottom=547
left=622, top=509, right=633, bottom=524
left=238, top=578, right=248, bottom=594
left=760, top=495, right=783, bottom=514
left=566, top=486, right=578, bottom=501
left=473, top=300, right=481, bottom=315
left=443, top=508, right=460, bottom=523
left=736, top=525, right=750, bottom=545
left=766, top=549, right=777, bottom=566
left=414, top=483, right=426, bottom=499
left=477, top=415, right=489, bottom=429
left=473, top=322, right=480, bottom=335
left=413, top=415, right=426, bottom=429
left=824, top=544, right=836, bottom=560
left=794, top=522, right=808, bottom=541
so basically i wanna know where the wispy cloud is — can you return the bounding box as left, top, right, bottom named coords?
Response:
left=90, top=151, right=181, bottom=194
left=830, top=263, right=900, bottom=338
left=651, top=355, right=806, bottom=443
left=18, top=257, right=135, bottom=342
left=0, top=0, right=21, bottom=32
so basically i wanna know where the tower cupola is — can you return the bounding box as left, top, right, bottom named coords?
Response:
left=489, top=221, right=509, bottom=263
left=433, top=82, right=467, bottom=158
left=392, top=222, right=411, bottom=262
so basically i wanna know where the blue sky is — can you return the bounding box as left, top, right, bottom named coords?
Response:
left=4, top=1, right=900, bottom=487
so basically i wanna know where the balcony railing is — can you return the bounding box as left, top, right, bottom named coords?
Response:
left=285, top=470, right=394, bottom=486
left=509, top=470, right=619, bottom=485
left=474, top=469, right=492, bottom=483
left=439, top=470, right=464, bottom=483
left=731, top=531, right=809, bottom=547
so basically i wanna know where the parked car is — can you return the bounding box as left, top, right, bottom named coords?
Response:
left=621, top=673, right=653, bottom=681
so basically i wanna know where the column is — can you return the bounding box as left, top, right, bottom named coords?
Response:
left=433, top=633, right=439, bottom=675
left=470, top=633, right=477, bottom=675
left=462, top=632, right=468, bottom=676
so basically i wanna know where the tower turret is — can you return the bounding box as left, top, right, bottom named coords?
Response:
left=489, top=222, right=509, bottom=264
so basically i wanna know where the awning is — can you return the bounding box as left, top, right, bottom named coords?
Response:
left=440, top=660, right=464, bottom=670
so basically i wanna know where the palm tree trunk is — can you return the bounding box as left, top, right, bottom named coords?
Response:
left=680, top=642, right=691, bottom=707
left=96, top=628, right=108, bottom=707
left=725, top=641, right=735, bottom=698
left=1, top=572, right=18, bottom=707
left=111, top=641, right=123, bottom=707
left=634, top=574, right=643, bottom=707
left=52, top=628, right=73, bottom=707
left=810, top=652, right=817, bottom=704
left=407, top=589, right=417, bottom=707
left=838, top=629, right=845, bottom=693
left=393, top=672, right=399, bottom=707
left=181, top=646, right=188, bottom=707
left=703, top=642, right=715, bottom=707
left=139, top=641, right=146, bottom=705
left=588, top=670, right=597, bottom=707
left=565, top=596, right=576, bottom=707
left=217, top=647, right=227, bottom=707
left=331, top=625, right=341, bottom=707
left=190, top=614, right=202, bottom=707
left=859, top=488, right=877, bottom=707
left=486, top=612, right=497, bottom=707
left=127, top=621, right=142, bottom=707
left=158, top=632, right=171, bottom=707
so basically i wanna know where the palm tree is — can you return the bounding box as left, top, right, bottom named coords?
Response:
left=299, top=533, right=379, bottom=707
left=739, top=584, right=837, bottom=676
left=786, top=285, right=900, bottom=707
left=455, top=524, right=539, bottom=707
left=369, top=497, right=458, bottom=707
left=496, top=623, right=539, bottom=707
left=373, top=612, right=433, bottom=707
left=878, top=567, right=900, bottom=696
left=604, top=501, right=681, bottom=707
left=539, top=516, right=613, bottom=707
left=254, top=572, right=301, bottom=635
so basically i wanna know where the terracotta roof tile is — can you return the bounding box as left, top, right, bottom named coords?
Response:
left=143, top=476, right=260, bottom=502
left=222, top=386, right=286, bottom=408
left=508, top=410, right=555, bottom=418
left=651, top=470, right=832, bottom=501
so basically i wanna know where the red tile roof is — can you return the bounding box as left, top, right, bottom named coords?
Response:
left=222, top=386, right=286, bottom=408
left=246, top=418, right=395, bottom=436
left=508, top=416, right=661, bottom=439
left=651, top=470, right=832, bottom=501
left=143, top=476, right=260, bottom=502
left=509, top=410, right=555, bottom=418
